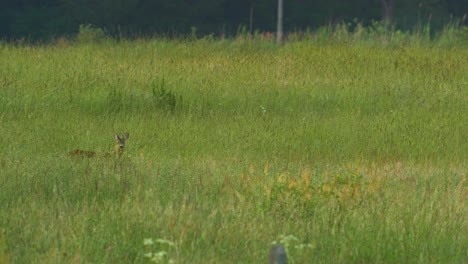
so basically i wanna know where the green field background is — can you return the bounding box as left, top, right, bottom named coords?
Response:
left=0, top=39, right=467, bottom=263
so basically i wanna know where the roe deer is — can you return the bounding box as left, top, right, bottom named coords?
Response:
left=67, top=133, right=129, bottom=158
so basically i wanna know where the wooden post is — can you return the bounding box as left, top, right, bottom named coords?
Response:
left=277, top=0, right=284, bottom=44
left=250, top=4, right=254, bottom=37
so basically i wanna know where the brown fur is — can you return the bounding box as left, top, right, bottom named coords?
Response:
left=67, top=149, right=97, bottom=158
left=67, top=133, right=129, bottom=158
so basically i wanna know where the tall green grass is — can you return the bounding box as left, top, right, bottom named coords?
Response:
left=0, top=37, right=466, bottom=263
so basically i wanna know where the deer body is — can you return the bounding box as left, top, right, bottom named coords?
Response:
left=68, top=133, right=129, bottom=158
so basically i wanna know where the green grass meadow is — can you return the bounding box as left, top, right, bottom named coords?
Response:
left=0, top=37, right=467, bottom=263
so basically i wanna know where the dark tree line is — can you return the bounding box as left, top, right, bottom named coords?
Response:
left=0, top=0, right=466, bottom=41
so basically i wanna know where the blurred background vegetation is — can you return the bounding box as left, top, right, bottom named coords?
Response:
left=0, top=0, right=466, bottom=42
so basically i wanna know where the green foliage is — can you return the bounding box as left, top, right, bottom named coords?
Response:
left=76, top=24, right=108, bottom=44
left=296, top=20, right=467, bottom=48
left=0, top=39, right=466, bottom=263
left=0, top=0, right=466, bottom=41
left=106, top=87, right=124, bottom=113
left=151, top=79, right=182, bottom=113
left=143, top=238, right=178, bottom=263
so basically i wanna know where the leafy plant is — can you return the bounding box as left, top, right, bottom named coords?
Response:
left=76, top=24, right=107, bottom=43
left=144, top=238, right=178, bottom=263
left=106, top=87, right=123, bottom=113
left=151, top=78, right=181, bottom=113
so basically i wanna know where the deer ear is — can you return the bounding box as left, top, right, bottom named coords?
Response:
left=124, top=133, right=129, bottom=139
left=115, top=134, right=120, bottom=140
